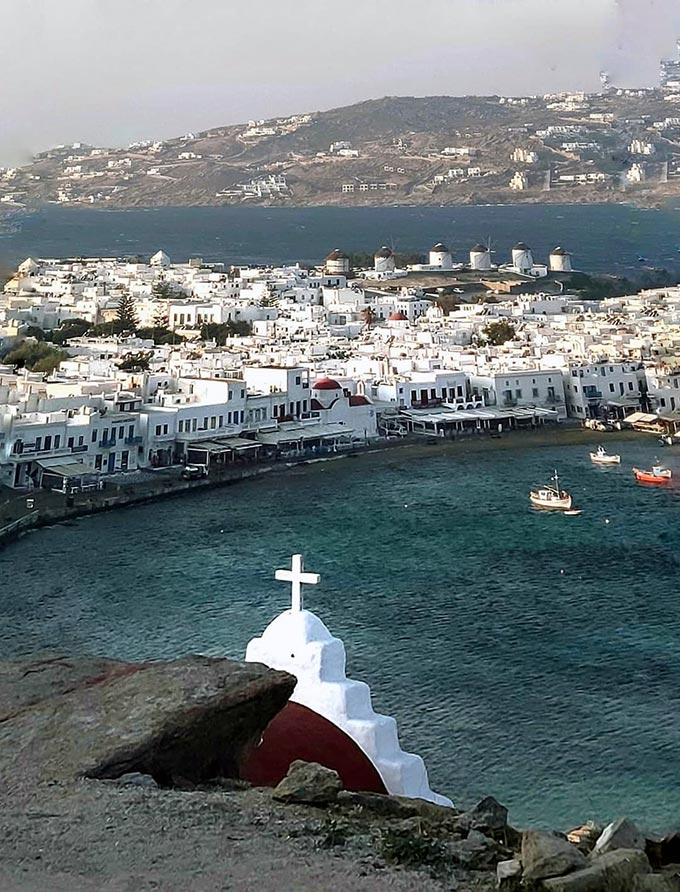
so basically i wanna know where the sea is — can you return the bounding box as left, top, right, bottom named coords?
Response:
left=2, top=436, right=680, bottom=831
left=2, top=203, right=680, bottom=831
left=2, top=203, right=680, bottom=274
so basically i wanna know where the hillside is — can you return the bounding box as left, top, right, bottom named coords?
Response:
left=4, top=91, right=680, bottom=209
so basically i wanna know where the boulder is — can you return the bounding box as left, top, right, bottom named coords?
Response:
left=637, top=875, right=680, bottom=892
left=0, top=654, right=296, bottom=795
left=336, top=790, right=457, bottom=824
left=469, top=796, right=508, bottom=833
left=497, top=858, right=522, bottom=891
left=593, top=817, right=646, bottom=855
left=567, top=822, right=604, bottom=854
left=647, top=831, right=680, bottom=869
left=111, top=772, right=158, bottom=789
left=542, top=848, right=651, bottom=892
left=449, top=829, right=503, bottom=870
left=272, top=760, right=343, bottom=805
left=521, top=830, right=587, bottom=880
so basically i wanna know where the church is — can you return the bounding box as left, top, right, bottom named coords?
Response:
left=241, top=554, right=451, bottom=807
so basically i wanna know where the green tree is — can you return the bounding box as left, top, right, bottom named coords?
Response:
left=51, top=318, right=91, bottom=344
left=117, top=352, right=151, bottom=372
left=3, top=341, right=68, bottom=373
left=116, top=292, right=139, bottom=332
left=482, top=320, right=516, bottom=346
left=200, top=321, right=252, bottom=344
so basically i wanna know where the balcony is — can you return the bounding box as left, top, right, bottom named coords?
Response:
left=70, top=445, right=88, bottom=454
left=583, top=389, right=603, bottom=401
left=98, top=438, right=116, bottom=449
left=502, top=398, right=518, bottom=407
left=124, top=435, right=143, bottom=446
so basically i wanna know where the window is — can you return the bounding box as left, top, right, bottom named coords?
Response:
left=54, top=435, right=60, bottom=449
left=240, top=411, right=244, bottom=423
left=219, top=415, right=223, bottom=427
left=68, top=437, right=74, bottom=449
left=515, top=389, right=522, bottom=399
left=128, top=424, right=134, bottom=438
left=95, top=454, right=102, bottom=470
left=628, top=382, right=634, bottom=391
left=609, top=383, right=615, bottom=393
left=532, top=388, right=539, bottom=398
left=295, top=376, right=301, bottom=385
left=210, top=416, right=216, bottom=429
left=228, top=411, right=232, bottom=423
left=163, top=424, right=168, bottom=435
left=192, top=419, right=197, bottom=432
left=36, top=437, right=42, bottom=450
left=78, top=436, right=84, bottom=446
left=178, top=420, right=183, bottom=433
left=92, top=429, right=98, bottom=443
left=155, top=425, right=162, bottom=436
left=660, top=398, right=667, bottom=407
left=241, top=389, right=245, bottom=398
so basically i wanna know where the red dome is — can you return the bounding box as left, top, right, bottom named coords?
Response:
left=240, top=701, right=387, bottom=794
left=389, top=311, right=407, bottom=321
left=313, top=377, right=342, bottom=390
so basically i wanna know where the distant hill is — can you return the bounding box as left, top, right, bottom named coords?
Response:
left=4, top=92, right=680, bottom=209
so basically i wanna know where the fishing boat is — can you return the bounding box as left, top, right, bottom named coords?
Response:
left=632, top=465, right=672, bottom=484
left=530, top=470, right=573, bottom=511
left=589, top=445, right=621, bottom=465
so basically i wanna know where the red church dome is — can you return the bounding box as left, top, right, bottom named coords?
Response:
left=313, top=377, right=342, bottom=390
left=389, top=311, right=407, bottom=321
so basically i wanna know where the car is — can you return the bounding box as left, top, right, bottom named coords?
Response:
left=181, top=464, right=207, bottom=480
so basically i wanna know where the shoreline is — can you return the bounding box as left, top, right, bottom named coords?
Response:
left=0, top=425, right=649, bottom=549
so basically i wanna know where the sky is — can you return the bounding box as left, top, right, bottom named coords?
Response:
left=2, top=0, right=680, bottom=166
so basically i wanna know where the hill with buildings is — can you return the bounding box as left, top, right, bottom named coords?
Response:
left=5, top=89, right=680, bottom=209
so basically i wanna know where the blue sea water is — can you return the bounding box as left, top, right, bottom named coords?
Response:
left=2, top=437, right=680, bottom=831
left=1, top=203, right=680, bottom=274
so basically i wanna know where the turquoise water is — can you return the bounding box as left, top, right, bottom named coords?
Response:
left=2, top=204, right=680, bottom=274
left=2, top=436, right=680, bottom=830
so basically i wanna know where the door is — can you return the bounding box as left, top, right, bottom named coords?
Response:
left=107, top=452, right=116, bottom=473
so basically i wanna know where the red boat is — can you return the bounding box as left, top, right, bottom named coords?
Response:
left=632, top=466, right=672, bottom=484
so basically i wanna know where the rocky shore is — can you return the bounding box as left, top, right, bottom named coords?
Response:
left=1, top=653, right=678, bottom=892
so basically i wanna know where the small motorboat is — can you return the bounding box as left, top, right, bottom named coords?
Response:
left=590, top=445, right=621, bottom=465
left=632, top=465, right=672, bottom=484
left=658, top=435, right=674, bottom=447
left=530, top=470, right=573, bottom=511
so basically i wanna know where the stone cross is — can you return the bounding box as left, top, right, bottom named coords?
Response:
left=275, top=554, right=320, bottom=612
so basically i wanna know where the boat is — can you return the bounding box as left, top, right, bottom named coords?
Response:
left=632, top=465, right=672, bottom=484
left=590, top=445, right=621, bottom=465
left=530, top=470, right=573, bottom=511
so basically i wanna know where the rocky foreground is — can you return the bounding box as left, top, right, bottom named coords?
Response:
left=0, top=654, right=678, bottom=891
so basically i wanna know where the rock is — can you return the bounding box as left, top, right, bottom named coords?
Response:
left=652, top=831, right=680, bottom=868
left=542, top=848, right=651, bottom=892
left=111, top=772, right=158, bottom=789
left=521, top=830, right=587, bottom=880
left=469, top=796, right=508, bottom=833
left=637, top=875, right=680, bottom=892
left=449, top=829, right=502, bottom=870
left=567, top=822, right=604, bottom=854
left=0, top=654, right=296, bottom=794
left=593, top=817, right=646, bottom=855
left=496, top=858, right=522, bottom=891
left=272, top=760, right=343, bottom=805
left=337, top=790, right=420, bottom=818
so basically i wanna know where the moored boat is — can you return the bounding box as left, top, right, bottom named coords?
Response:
left=632, top=465, right=672, bottom=484
left=530, top=470, right=573, bottom=511
left=590, top=445, right=621, bottom=465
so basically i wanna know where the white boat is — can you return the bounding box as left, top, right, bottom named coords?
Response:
left=530, top=470, right=573, bottom=511
left=589, top=445, right=621, bottom=465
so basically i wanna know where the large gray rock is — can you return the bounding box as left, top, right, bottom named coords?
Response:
left=593, top=817, right=646, bottom=855
left=497, top=858, right=522, bottom=891
left=521, top=830, right=587, bottom=880
left=469, top=795, right=508, bottom=833
left=542, top=848, right=651, bottom=892
left=337, top=790, right=457, bottom=824
left=449, top=829, right=502, bottom=870
left=273, top=760, right=343, bottom=805
left=0, top=654, right=295, bottom=795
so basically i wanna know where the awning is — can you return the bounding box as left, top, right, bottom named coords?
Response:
left=256, top=424, right=354, bottom=446
left=622, top=412, right=658, bottom=425
left=218, top=437, right=262, bottom=451
left=36, top=457, right=95, bottom=478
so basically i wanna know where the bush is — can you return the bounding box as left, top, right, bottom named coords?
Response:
left=379, top=826, right=450, bottom=877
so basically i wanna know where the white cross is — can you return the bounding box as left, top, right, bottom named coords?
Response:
left=275, top=554, right=320, bottom=612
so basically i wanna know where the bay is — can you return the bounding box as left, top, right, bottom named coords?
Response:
left=2, top=203, right=680, bottom=274
left=2, top=436, right=680, bottom=830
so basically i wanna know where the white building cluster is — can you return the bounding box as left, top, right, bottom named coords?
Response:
left=2, top=247, right=680, bottom=491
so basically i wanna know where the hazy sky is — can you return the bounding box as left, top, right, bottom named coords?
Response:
left=2, top=0, right=680, bottom=165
